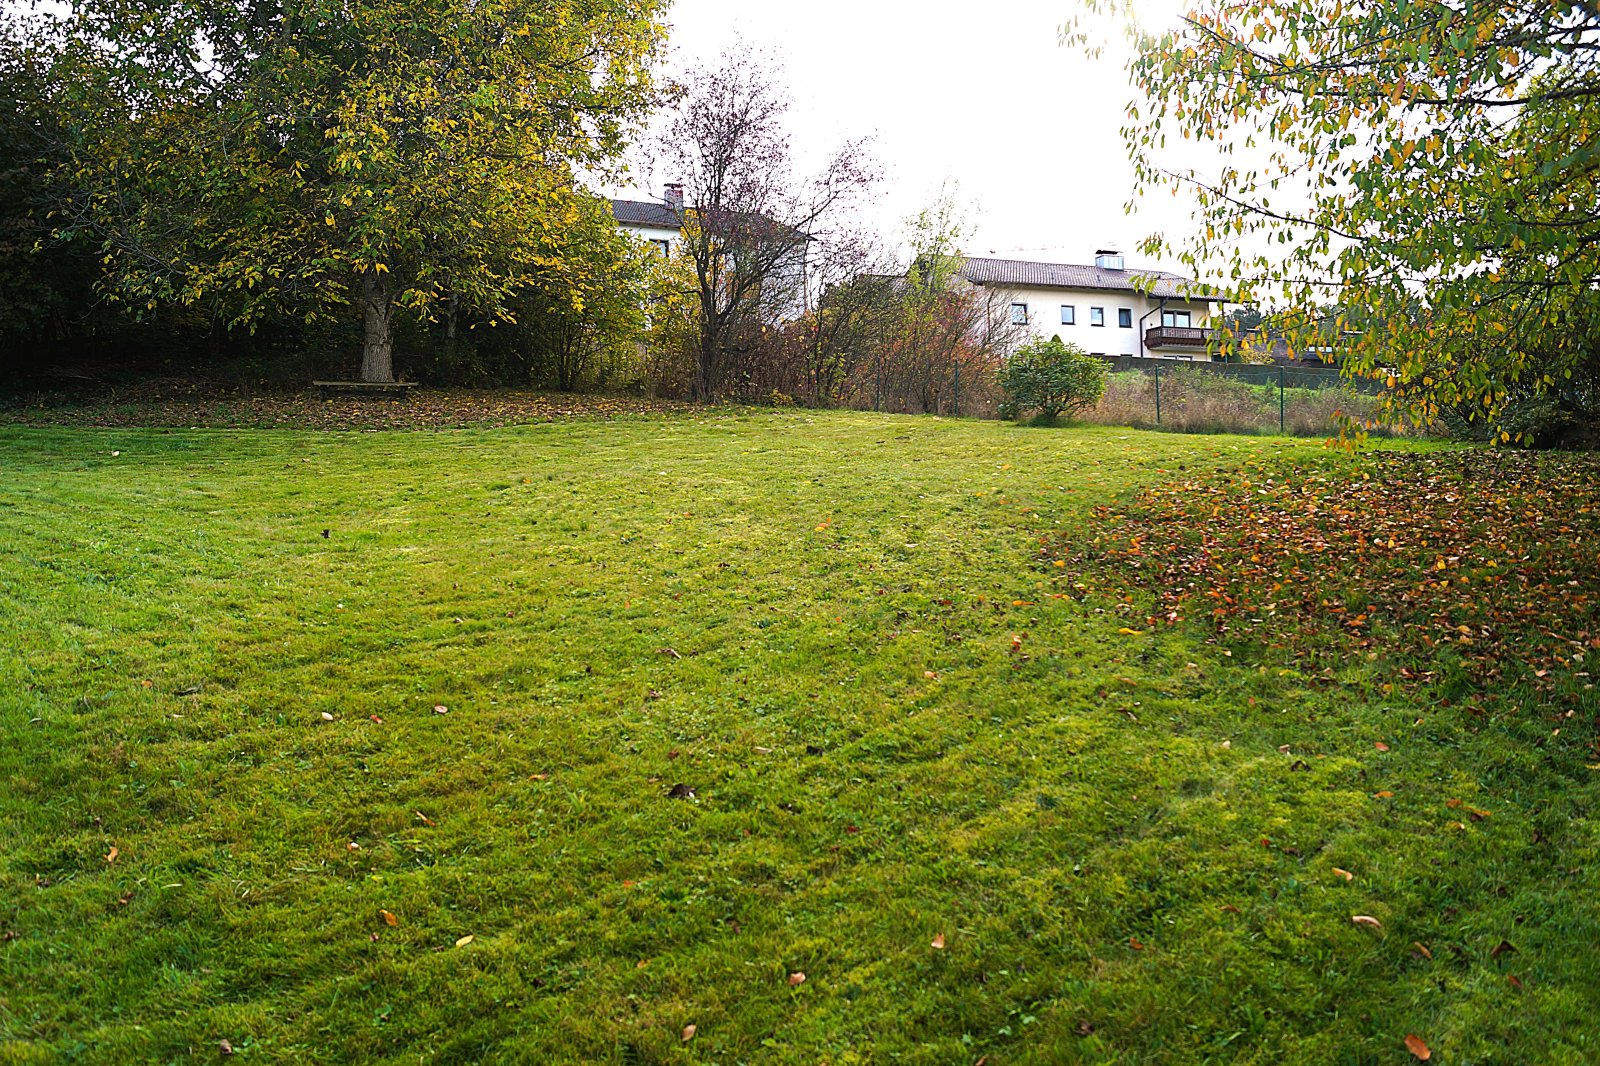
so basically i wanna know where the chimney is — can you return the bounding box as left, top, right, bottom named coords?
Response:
left=1094, top=247, right=1124, bottom=271
left=664, top=183, right=684, bottom=212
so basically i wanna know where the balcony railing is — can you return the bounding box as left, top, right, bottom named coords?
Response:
left=1144, top=326, right=1223, bottom=349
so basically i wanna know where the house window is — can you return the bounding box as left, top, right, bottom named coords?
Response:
left=1162, top=310, right=1192, bottom=328
left=1060, top=305, right=1075, bottom=325
left=1090, top=307, right=1105, bottom=326
left=1118, top=308, right=1133, bottom=328
left=651, top=239, right=671, bottom=255
left=1010, top=302, right=1028, bottom=325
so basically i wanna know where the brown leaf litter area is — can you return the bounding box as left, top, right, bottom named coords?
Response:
left=1048, top=448, right=1600, bottom=719
left=1, top=383, right=694, bottom=430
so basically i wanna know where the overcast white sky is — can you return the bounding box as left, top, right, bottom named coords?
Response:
left=614, top=0, right=1216, bottom=273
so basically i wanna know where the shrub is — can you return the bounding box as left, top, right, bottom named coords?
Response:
left=997, top=338, right=1106, bottom=422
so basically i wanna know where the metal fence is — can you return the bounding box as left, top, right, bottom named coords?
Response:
left=1086, top=356, right=1387, bottom=436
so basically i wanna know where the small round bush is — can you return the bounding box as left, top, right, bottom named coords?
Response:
left=997, top=338, right=1107, bottom=422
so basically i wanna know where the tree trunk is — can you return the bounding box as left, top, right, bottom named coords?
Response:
left=359, top=270, right=396, bottom=383
left=694, top=319, right=719, bottom=401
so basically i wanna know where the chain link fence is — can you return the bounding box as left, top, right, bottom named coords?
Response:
left=1082, top=356, right=1389, bottom=436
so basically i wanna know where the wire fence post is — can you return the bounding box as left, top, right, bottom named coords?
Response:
left=1278, top=366, right=1286, bottom=433
left=1154, top=362, right=1162, bottom=426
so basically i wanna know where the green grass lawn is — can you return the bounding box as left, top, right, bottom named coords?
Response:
left=1, top=410, right=1595, bottom=1064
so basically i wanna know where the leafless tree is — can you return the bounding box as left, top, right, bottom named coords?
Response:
left=656, top=47, right=876, bottom=401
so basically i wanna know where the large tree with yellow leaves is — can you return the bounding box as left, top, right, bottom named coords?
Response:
left=1082, top=1, right=1600, bottom=440
left=42, top=0, right=665, bottom=381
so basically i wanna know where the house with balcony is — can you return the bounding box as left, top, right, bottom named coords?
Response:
left=956, top=251, right=1225, bottom=359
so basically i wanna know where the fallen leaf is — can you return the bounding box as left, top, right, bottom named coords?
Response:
left=1491, top=939, right=1516, bottom=960
left=1404, top=1033, right=1431, bottom=1060
left=105, top=846, right=119, bottom=864
left=931, top=933, right=946, bottom=950
left=415, top=811, right=435, bottom=827
left=788, top=972, right=806, bottom=985
left=530, top=773, right=549, bottom=781
left=320, top=711, right=335, bottom=722
left=681, top=1023, right=696, bottom=1042
left=220, top=1038, right=235, bottom=1056
left=346, top=841, right=360, bottom=852
left=1332, top=867, right=1355, bottom=881
left=1220, top=903, right=1241, bottom=914
left=1128, top=936, right=1145, bottom=950
left=370, top=714, right=384, bottom=724
left=379, top=910, right=398, bottom=927
left=656, top=647, right=682, bottom=659
left=454, top=934, right=474, bottom=948
left=1375, top=741, right=1391, bottom=752
left=844, top=824, right=860, bottom=834
left=1411, top=941, right=1433, bottom=959
left=1351, top=915, right=1383, bottom=930
left=636, top=958, right=650, bottom=969
left=923, top=670, right=939, bottom=680
left=1508, top=973, right=1524, bottom=989
left=1117, top=627, right=1145, bottom=635
left=1374, top=790, right=1395, bottom=798
left=433, top=704, right=448, bottom=714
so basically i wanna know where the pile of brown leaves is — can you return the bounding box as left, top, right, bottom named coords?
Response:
left=1050, top=449, right=1600, bottom=711
left=1, top=387, right=694, bottom=430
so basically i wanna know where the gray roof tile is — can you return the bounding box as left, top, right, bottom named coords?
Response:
left=611, top=200, right=681, bottom=228
left=959, top=257, right=1219, bottom=300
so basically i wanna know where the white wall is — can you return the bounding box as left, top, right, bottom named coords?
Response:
left=619, top=222, right=681, bottom=255
left=985, top=284, right=1212, bottom=358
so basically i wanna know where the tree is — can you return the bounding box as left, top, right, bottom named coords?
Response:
left=43, top=0, right=666, bottom=382
left=886, top=190, right=1020, bottom=415
left=792, top=232, right=896, bottom=406
left=0, top=15, right=105, bottom=371
left=1078, top=0, right=1600, bottom=439
left=656, top=47, right=876, bottom=400
left=997, top=337, right=1107, bottom=422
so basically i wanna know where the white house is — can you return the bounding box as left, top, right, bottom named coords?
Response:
left=957, top=251, right=1225, bottom=359
left=611, top=184, right=686, bottom=255
left=610, top=184, right=809, bottom=321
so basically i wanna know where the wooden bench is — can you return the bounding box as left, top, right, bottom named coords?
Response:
left=312, top=380, right=418, bottom=401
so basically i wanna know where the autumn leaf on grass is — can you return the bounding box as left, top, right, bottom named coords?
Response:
left=454, top=934, right=474, bottom=948
left=1404, top=1033, right=1431, bottom=1060
left=1374, top=741, right=1390, bottom=752
left=105, top=846, right=119, bottom=864
left=681, top=1024, right=697, bottom=1042
left=788, top=972, right=806, bottom=986
left=414, top=811, right=435, bottom=827
left=930, top=933, right=946, bottom=950
left=379, top=910, right=399, bottom=927
left=1351, top=915, right=1383, bottom=930
left=1332, top=867, right=1355, bottom=881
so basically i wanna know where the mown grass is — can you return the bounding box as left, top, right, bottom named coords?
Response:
left=0, top=410, right=1594, bottom=1064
